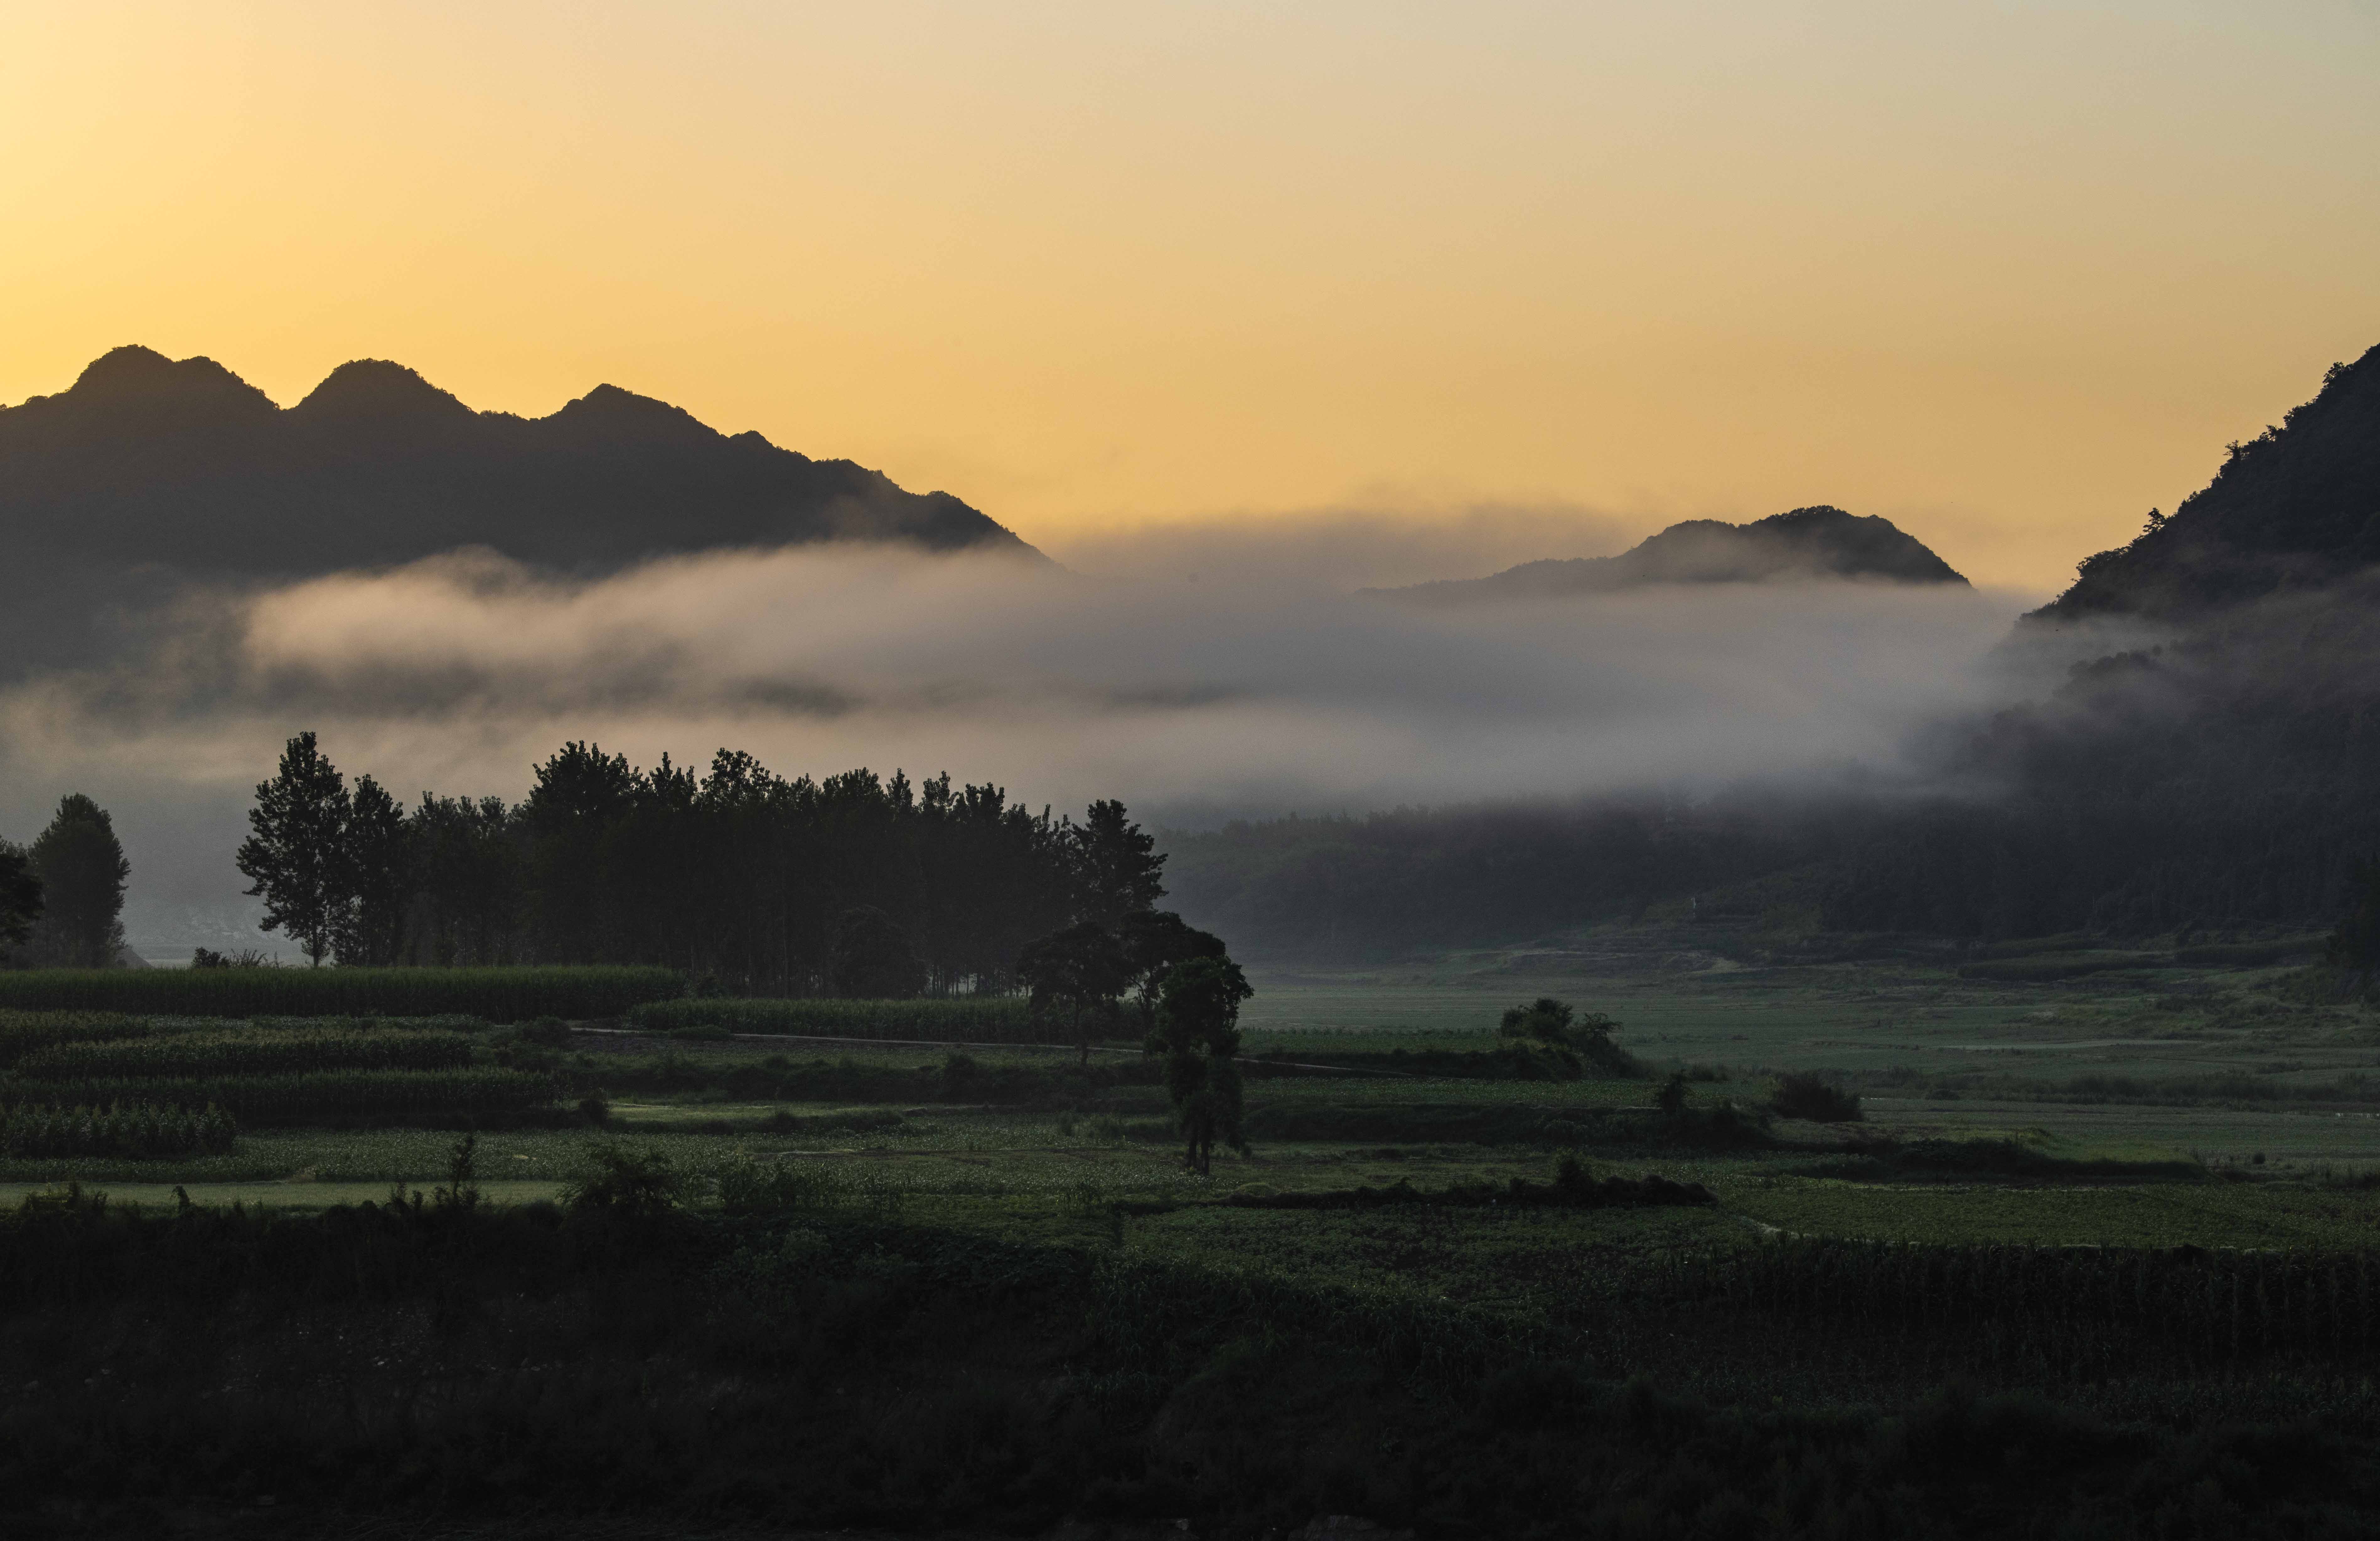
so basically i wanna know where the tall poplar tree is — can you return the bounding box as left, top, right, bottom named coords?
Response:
left=334, top=775, right=412, bottom=966
left=237, top=732, right=351, bottom=967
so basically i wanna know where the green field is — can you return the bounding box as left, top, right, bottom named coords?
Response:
left=8, top=923, right=2375, bottom=1248
left=10, top=924, right=2380, bottom=1533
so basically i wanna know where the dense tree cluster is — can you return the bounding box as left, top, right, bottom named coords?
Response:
left=0, top=794, right=131, bottom=968
left=238, top=733, right=1169, bottom=992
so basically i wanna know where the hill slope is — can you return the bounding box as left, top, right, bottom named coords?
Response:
left=1371, top=506, right=1967, bottom=603
left=2032, top=343, right=2380, bottom=623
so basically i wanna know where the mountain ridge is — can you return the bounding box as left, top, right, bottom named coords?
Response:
left=0, top=345, right=1039, bottom=576
left=1367, top=505, right=1968, bottom=603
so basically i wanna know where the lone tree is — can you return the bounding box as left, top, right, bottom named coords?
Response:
left=1016, top=920, right=1132, bottom=1066
left=237, top=732, right=352, bottom=967
left=0, top=841, right=41, bottom=957
left=23, top=794, right=129, bottom=967
left=1149, top=952, right=1254, bottom=1176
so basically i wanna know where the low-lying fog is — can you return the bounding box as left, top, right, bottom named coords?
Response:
left=0, top=512, right=2049, bottom=953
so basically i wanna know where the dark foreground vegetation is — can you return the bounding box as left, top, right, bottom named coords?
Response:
left=8, top=1183, right=2380, bottom=1540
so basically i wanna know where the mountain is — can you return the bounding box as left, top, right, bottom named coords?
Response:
left=0, top=346, right=1038, bottom=579
left=2032, top=343, right=2380, bottom=624
left=1368, top=506, right=1967, bottom=603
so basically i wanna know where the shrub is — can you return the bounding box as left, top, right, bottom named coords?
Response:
left=1771, top=1071, right=1863, bottom=1123
left=564, top=1144, right=688, bottom=1217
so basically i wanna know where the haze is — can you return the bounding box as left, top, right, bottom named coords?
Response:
left=0, top=524, right=2039, bottom=949
left=9, top=3, right=2379, bottom=591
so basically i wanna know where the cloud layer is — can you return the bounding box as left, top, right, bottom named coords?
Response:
left=0, top=518, right=2042, bottom=945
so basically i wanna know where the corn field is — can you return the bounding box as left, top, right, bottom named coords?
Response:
left=13, top=1028, right=477, bottom=1081
left=0, top=1011, right=149, bottom=1068
left=0, top=967, right=685, bottom=1020
left=629, top=995, right=1044, bottom=1042
left=0, top=1101, right=237, bottom=1158
left=21, top=1068, right=558, bottom=1124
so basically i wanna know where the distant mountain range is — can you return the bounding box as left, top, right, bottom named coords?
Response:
left=1, top=346, right=1037, bottom=570
left=2033, top=342, right=2380, bottom=624
left=1367, top=506, right=1968, bottom=603
left=0, top=345, right=1041, bottom=669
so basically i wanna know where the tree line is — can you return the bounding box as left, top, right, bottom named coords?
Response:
left=235, top=733, right=1181, bottom=996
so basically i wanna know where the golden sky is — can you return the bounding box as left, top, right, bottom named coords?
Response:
left=6, top=2, right=2376, bottom=592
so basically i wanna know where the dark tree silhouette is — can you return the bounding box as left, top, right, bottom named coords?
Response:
left=830, top=907, right=926, bottom=999
left=236, top=732, right=351, bottom=967
left=1016, top=920, right=1132, bottom=1065
left=0, top=841, right=41, bottom=954
left=1150, top=953, right=1254, bottom=1176
left=1117, top=909, right=1229, bottom=1027
left=26, top=797, right=127, bottom=965
left=23, top=794, right=129, bottom=968
left=521, top=741, right=639, bottom=964
left=409, top=793, right=522, bottom=966
left=1072, top=800, right=1166, bottom=928
left=335, top=775, right=412, bottom=966
left=215, top=739, right=1175, bottom=994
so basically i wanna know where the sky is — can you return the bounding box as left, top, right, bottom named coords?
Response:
left=7, top=2, right=2378, bottom=592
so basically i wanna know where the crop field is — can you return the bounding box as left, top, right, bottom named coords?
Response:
left=8, top=925, right=2380, bottom=1535
left=5, top=924, right=2380, bottom=1428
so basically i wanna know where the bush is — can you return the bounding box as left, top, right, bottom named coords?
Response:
left=0, top=966, right=683, bottom=1020
left=563, top=1144, right=688, bottom=1217
left=1771, top=1071, right=1863, bottom=1123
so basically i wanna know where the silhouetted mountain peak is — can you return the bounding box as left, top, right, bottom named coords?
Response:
left=1370, top=505, right=1967, bottom=603
left=54, top=345, right=279, bottom=422
left=0, top=347, right=1041, bottom=664
left=2034, top=343, right=2380, bottom=624
left=290, top=359, right=473, bottom=424
left=544, top=383, right=722, bottom=448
